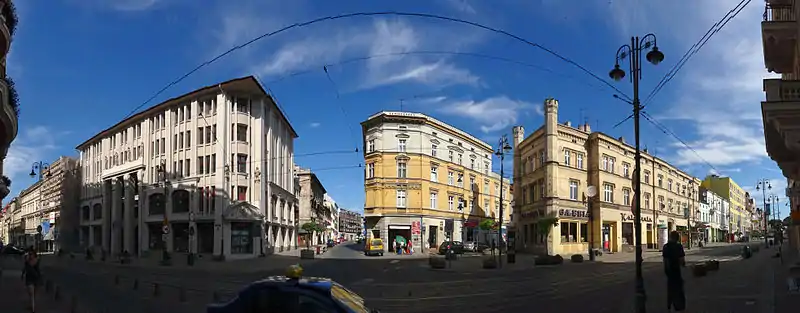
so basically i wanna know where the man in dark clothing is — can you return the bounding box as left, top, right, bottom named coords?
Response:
left=662, top=231, right=686, bottom=312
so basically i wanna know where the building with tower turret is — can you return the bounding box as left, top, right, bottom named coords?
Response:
left=512, top=98, right=698, bottom=256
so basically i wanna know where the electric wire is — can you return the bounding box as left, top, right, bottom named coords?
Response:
left=641, top=0, right=751, bottom=109
left=640, top=111, right=718, bottom=173
left=609, top=0, right=751, bottom=129
left=120, top=11, right=629, bottom=121
left=322, top=66, right=360, bottom=149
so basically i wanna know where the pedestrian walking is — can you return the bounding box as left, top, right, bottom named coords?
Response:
left=21, top=247, right=42, bottom=313
left=662, top=231, right=686, bottom=312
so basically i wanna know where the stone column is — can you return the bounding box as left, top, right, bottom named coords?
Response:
left=164, top=184, right=173, bottom=252
left=110, top=177, right=123, bottom=255
left=101, top=180, right=112, bottom=253
left=123, top=174, right=135, bottom=254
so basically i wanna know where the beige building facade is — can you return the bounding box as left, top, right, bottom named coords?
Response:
left=0, top=0, right=18, bottom=201
left=76, top=76, right=299, bottom=261
left=513, top=98, right=697, bottom=256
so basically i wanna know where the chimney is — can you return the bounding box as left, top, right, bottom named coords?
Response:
left=618, top=136, right=626, bottom=144
left=643, top=148, right=649, bottom=153
left=583, top=123, right=591, bottom=133
left=564, top=121, right=571, bottom=127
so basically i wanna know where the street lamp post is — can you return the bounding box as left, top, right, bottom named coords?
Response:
left=757, top=179, right=772, bottom=246
left=609, top=33, right=664, bottom=313
left=495, top=135, right=512, bottom=268
left=155, top=161, right=171, bottom=265
left=583, top=185, right=598, bottom=261
left=29, top=161, right=51, bottom=181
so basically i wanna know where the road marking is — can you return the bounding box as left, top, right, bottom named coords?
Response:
left=389, top=260, right=400, bottom=264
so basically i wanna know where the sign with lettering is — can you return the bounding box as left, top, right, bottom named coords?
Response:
left=621, top=213, right=653, bottom=223
left=558, top=209, right=590, bottom=219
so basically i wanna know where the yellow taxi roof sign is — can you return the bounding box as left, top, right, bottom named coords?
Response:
left=286, top=264, right=303, bottom=279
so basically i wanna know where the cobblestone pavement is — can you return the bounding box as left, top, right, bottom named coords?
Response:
left=1, top=258, right=64, bottom=313
left=33, top=243, right=756, bottom=313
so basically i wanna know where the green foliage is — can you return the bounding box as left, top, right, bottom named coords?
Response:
left=6, top=76, right=19, bottom=118
left=478, top=219, right=496, bottom=231
left=2, top=1, right=17, bottom=36
left=301, top=221, right=324, bottom=233
left=536, top=216, right=559, bottom=236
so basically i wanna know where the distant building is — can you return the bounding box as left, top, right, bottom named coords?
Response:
left=339, top=209, right=362, bottom=241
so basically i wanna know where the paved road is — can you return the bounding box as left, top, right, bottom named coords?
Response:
left=34, top=243, right=758, bottom=313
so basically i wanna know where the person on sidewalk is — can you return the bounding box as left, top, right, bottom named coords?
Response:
left=663, top=231, right=686, bottom=312
left=21, top=247, right=41, bottom=313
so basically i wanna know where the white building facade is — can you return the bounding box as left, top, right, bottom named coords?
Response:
left=76, top=76, right=299, bottom=260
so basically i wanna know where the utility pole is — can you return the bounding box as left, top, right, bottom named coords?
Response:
left=495, top=135, right=512, bottom=268
left=757, top=179, right=772, bottom=246
left=609, top=33, right=664, bottom=313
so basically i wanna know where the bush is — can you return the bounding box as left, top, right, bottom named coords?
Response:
left=429, top=256, right=446, bottom=269
left=535, top=254, right=564, bottom=266
left=570, top=254, right=584, bottom=263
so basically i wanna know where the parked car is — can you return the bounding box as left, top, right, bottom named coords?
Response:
left=463, top=241, right=490, bottom=253
left=364, top=238, right=384, bottom=256
left=438, top=241, right=465, bottom=255
left=207, top=265, right=380, bottom=313
left=1, top=245, right=25, bottom=255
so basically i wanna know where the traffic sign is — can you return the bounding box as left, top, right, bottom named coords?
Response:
left=162, top=225, right=170, bottom=234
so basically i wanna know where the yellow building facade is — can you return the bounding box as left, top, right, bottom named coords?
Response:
left=701, top=175, right=748, bottom=237
left=362, top=112, right=511, bottom=251
left=512, top=98, right=697, bottom=256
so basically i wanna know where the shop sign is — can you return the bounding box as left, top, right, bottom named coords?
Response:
left=411, top=221, right=421, bottom=234
left=621, top=213, right=653, bottom=223
left=558, top=208, right=590, bottom=219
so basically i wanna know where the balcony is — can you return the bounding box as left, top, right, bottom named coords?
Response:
left=762, top=2, right=797, bottom=74
left=0, top=1, right=14, bottom=60
left=762, top=79, right=800, bottom=177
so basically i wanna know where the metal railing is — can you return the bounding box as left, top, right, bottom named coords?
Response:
left=764, top=3, right=796, bottom=22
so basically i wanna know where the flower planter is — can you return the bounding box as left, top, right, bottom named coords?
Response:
left=570, top=254, right=584, bottom=263
left=300, top=249, right=316, bottom=259
left=692, top=263, right=707, bottom=277
left=535, top=254, right=564, bottom=266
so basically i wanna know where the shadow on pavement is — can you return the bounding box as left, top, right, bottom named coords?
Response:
left=342, top=243, right=363, bottom=252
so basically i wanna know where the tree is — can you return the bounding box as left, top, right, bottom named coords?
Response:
left=301, top=221, right=324, bottom=249
left=769, top=219, right=785, bottom=232
left=536, top=216, right=560, bottom=240
left=1, top=175, right=10, bottom=187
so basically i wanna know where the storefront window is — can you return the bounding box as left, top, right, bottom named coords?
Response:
left=560, top=222, right=578, bottom=243
left=580, top=223, right=588, bottom=242
left=230, top=222, right=253, bottom=254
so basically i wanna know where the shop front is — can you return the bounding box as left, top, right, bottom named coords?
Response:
left=366, top=215, right=463, bottom=254
left=553, top=207, right=590, bottom=255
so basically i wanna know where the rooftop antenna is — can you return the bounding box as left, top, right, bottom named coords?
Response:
left=399, top=99, right=404, bottom=112
left=579, top=108, right=586, bottom=126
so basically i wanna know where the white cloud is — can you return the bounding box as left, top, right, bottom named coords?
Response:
left=445, top=0, right=477, bottom=14
left=438, top=96, right=533, bottom=133
left=3, top=126, right=63, bottom=196
left=742, top=178, right=788, bottom=215
left=209, top=0, right=305, bottom=57
left=309, top=122, right=321, bottom=128
left=110, top=0, right=159, bottom=11
left=252, top=19, right=481, bottom=90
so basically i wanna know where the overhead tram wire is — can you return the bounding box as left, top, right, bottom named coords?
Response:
left=640, top=111, right=719, bottom=173
left=322, top=65, right=360, bottom=150
left=641, top=0, right=751, bottom=109
left=120, top=11, right=630, bottom=121
left=610, top=0, right=751, bottom=129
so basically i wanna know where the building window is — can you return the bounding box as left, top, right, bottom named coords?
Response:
left=569, top=180, right=579, bottom=200
left=603, top=184, right=614, bottom=203
left=366, top=163, right=374, bottom=179
left=431, top=144, right=437, bottom=157
left=623, top=188, right=631, bottom=206
left=644, top=193, right=651, bottom=209
left=430, top=166, right=438, bottom=181
left=236, top=154, right=248, bottom=173
left=235, top=124, right=248, bottom=142
left=457, top=173, right=464, bottom=188
left=577, top=153, right=583, bottom=169
left=668, top=179, right=673, bottom=191
left=430, top=193, right=437, bottom=209
left=448, top=196, right=454, bottom=211
left=470, top=158, right=475, bottom=170
left=458, top=154, right=462, bottom=165
left=237, top=186, right=247, bottom=201
left=658, top=175, right=663, bottom=187
left=397, top=162, right=407, bottom=178
left=367, top=139, right=375, bottom=152
left=230, top=222, right=253, bottom=254
left=398, top=139, right=407, bottom=152
left=560, top=222, right=578, bottom=243
left=564, top=150, right=571, bottom=166
left=448, top=171, right=454, bottom=185
left=623, top=163, right=630, bottom=177
left=449, top=150, right=454, bottom=162
left=644, top=171, right=650, bottom=184
left=484, top=162, right=489, bottom=175
left=396, top=190, right=407, bottom=208
left=539, top=151, right=545, bottom=166
left=609, top=158, right=615, bottom=172
left=602, top=156, right=609, bottom=171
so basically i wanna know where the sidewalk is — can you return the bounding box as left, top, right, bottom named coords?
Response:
left=773, top=245, right=800, bottom=312
left=0, top=264, right=61, bottom=313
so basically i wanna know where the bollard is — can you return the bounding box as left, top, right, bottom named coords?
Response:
left=132, top=279, right=139, bottom=290
left=153, top=283, right=160, bottom=297
left=54, top=285, right=61, bottom=301
left=212, top=291, right=221, bottom=302
left=179, top=287, right=187, bottom=302
left=114, top=275, right=120, bottom=285
left=70, top=295, right=78, bottom=313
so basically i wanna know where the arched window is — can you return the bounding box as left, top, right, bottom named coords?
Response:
left=149, top=193, right=165, bottom=215
left=82, top=206, right=90, bottom=221
left=171, top=190, right=190, bottom=213
left=92, top=203, right=102, bottom=220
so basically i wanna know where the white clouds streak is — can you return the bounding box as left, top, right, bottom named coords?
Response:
left=438, top=96, right=534, bottom=133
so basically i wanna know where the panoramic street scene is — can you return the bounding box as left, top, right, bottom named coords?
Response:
left=0, top=0, right=799, bottom=312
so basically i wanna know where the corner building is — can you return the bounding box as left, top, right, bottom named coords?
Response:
left=0, top=0, right=18, bottom=201
left=701, top=175, right=748, bottom=239
left=362, top=112, right=511, bottom=252
left=512, top=98, right=698, bottom=256
left=76, top=76, right=299, bottom=260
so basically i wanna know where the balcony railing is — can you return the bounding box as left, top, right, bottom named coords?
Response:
left=764, top=3, right=796, bottom=22
left=764, top=79, right=800, bottom=101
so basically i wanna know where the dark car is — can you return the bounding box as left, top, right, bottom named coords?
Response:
left=1, top=245, right=25, bottom=255
left=327, top=240, right=336, bottom=248
left=207, top=265, right=380, bottom=313
left=438, top=241, right=465, bottom=255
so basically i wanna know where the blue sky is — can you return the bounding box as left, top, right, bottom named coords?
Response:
left=3, top=0, right=789, bottom=219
